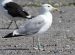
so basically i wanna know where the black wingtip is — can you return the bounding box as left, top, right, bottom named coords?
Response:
left=3, top=33, right=13, bottom=38
left=3, top=33, right=24, bottom=38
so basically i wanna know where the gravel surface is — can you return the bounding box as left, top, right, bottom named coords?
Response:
left=0, top=0, right=75, bottom=55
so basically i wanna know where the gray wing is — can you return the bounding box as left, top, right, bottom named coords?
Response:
left=17, top=15, right=45, bottom=35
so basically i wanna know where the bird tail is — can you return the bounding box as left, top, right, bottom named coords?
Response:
left=3, top=32, right=23, bottom=38
left=17, top=9, right=31, bottom=18
left=3, top=32, right=13, bottom=38
left=22, top=10, right=35, bottom=19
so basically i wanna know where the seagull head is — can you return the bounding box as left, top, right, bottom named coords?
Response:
left=41, top=4, right=59, bottom=12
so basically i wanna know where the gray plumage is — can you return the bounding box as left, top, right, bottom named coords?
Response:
left=16, top=16, right=45, bottom=35
left=3, top=15, right=45, bottom=38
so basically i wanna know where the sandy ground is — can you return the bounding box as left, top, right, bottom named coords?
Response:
left=0, top=0, right=75, bottom=55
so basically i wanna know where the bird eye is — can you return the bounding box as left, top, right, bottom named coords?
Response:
left=48, top=6, right=50, bottom=7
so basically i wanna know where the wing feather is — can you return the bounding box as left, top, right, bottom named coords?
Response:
left=17, top=15, right=45, bottom=35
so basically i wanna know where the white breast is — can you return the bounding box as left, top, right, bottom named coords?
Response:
left=38, top=12, right=52, bottom=33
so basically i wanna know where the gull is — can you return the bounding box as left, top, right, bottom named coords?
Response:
left=1, top=0, right=32, bottom=29
left=3, top=4, right=59, bottom=50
